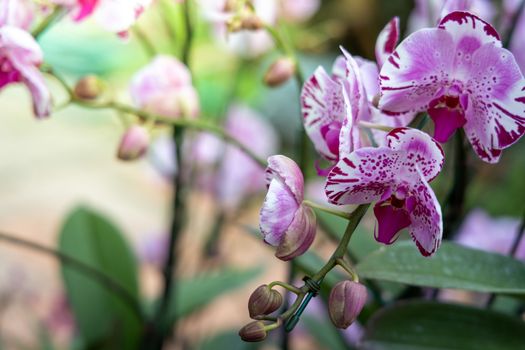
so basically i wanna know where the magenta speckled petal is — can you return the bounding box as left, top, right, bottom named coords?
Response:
left=379, top=28, right=455, bottom=114
left=325, top=147, right=402, bottom=205
left=375, top=17, right=400, bottom=68
left=407, top=169, right=443, bottom=257
left=464, top=45, right=525, bottom=163
left=386, top=128, right=444, bottom=182
left=301, top=66, right=345, bottom=161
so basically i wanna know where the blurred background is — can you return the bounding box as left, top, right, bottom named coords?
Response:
left=0, top=0, right=524, bottom=349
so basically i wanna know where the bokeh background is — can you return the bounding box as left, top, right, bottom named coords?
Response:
left=0, top=0, right=524, bottom=349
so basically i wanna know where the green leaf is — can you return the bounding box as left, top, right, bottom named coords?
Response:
left=197, top=331, right=260, bottom=350
left=362, top=301, right=525, bottom=350
left=164, top=267, right=263, bottom=326
left=356, top=241, right=525, bottom=294
left=302, top=316, right=351, bottom=350
left=58, top=206, right=141, bottom=349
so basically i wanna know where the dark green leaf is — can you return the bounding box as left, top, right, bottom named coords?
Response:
left=164, top=267, right=263, bottom=326
left=302, top=316, right=351, bottom=350
left=361, top=301, right=525, bottom=350
left=59, top=206, right=141, bottom=349
left=356, top=241, right=525, bottom=294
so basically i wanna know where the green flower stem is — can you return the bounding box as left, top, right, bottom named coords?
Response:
left=303, top=200, right=356, bottom=220
left=132, top=26, right=158, bottom=58
left=31, top=6, right=65, bottom=39
left=268, top=281, right=303, bottom=295
left=0, top=231, right=144, bottom=321
left=335, top=257, right=359, bottom=282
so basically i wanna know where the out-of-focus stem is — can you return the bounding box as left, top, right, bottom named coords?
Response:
left=32, top=6, right=65, bottom=39
left=0, top=231, right=144, bottom=321
left=132, top=26, right=157, bottom=58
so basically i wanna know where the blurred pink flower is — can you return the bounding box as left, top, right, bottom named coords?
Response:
left=279, top=0, right=320, bottom=23
left=57, top=0, right=151, bottom=34
left=260, top=155, right=316, bottom=260
left=504, top=0, right=525, bottom=73
left=326, top=128, right=444, bottom=256
left=130, top=55, right=199, bottom=118
left=380, top=11, right=525, bottom=163
left=0, top=25, right=51, bottom=118
left=0, top=0, right=34, bottom=29
left=117, top=125, right=150, bottom=161
left=200, top=0, right=276, bottom=58
left=456, top=209, right=525, bottom=259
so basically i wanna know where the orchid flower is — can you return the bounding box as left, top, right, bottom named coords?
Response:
left=57, top=0, right=151, bottom=35
left=325, top=128, right=444, bottom=256
left=379, top=11, right=525, bottom=163
left=0, top=0, right=51, bottom=118
left=130, top=55, right=199, bottom=119
left=301, top=18, right=413, bottom=173
left=260, top=155, right=316, bottom=261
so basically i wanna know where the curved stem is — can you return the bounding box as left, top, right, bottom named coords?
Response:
left=303, top=200, right=355, bottom=220
left=0, top=231, right=144, bottom=321
left=268, top=281, right=302, bottom=295
left=32, top=6, right=65, bottom=39
left=358, top=121, right=394, bottom=132
left=132, top=26, right=158, bottom=58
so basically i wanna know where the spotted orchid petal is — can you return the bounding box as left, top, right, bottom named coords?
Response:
left=407, top=168, right=443, bottom=256
left=386, top=128, right=444, bottom=182
left=275, top=205, right=316, bottom=261
left=301, top=66, right=345, bottom=161
left=375, top=17, right=399, bottom=68
left=379, top=28, right=455, bottom=114
left=325, top=147, right=402, bottom=205
left=463, top=44, right=525, bottom=162
left=438, top=11, right=500, bottom=50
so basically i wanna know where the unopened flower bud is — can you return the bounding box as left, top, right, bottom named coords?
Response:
left=240, top=14, right=263, bottom=30
left=264, top=58, right=296, bottom=87
left=238, top=321, right=267, bottom=342
left=74, top=75, right=104, bottom=100
left=328, top=280, right=367, bottom=329
left=248, top=285, right=283, bottom=318
left=117, top=125, right=150, bottom=161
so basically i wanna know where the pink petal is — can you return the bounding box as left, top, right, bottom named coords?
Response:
left=275, top=204, right=317, bottom=261
left=386, top=128, right=444, bottom=182
left=0, top=0, right=34, bottom=29
left=373, top=202, right=411, bottom=245
left=325, top=147, right=402, bottom=205
left=407, top=169, right=443, bottom=256
left=301, top=66, right=345, bottom=161
left=94, top=0, right=151, bottom=33
left=355, top=57, right=379, bottom=100
left=18, top=64, right=51, bottom=118
left=265, top=155, right=304, bottom=203
left=260, top=177, right=300, bottom=246
left=331, top=55, right=347, bottom=81
left=464, top=45, right=525, bottom=163
left=379, top=28, right=455, bottom=114
left=375, top=17, right=400, bottom=68
left=74, top=0, right=99, bottom=21
left=428, top=102, right=467, bottom=142
left=438, top=11, right=501, bottom=51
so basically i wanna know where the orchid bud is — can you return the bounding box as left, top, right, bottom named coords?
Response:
left=74, top=75, right=104, bottom=100
left=240, top=14, right=263, bottom=30
left=264, top=58, right=296, bottom=87
left=248, top=285, right=283, bottom=318
left=117, top=125, right=150, bottom=161
left=238, top=321, right=267, bottom=342
left=328, top=280, right=367, bottom=329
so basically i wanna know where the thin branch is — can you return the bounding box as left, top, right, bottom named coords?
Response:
left=0, top=231, right=144, bottom=321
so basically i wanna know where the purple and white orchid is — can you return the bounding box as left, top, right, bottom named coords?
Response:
left=325, top=128, right=444, bottom=256
left=260, top=155, right=316, bottom=261
left=0, top=0, right=51, bottom=118
left=380, top=11, right=525, bottom=163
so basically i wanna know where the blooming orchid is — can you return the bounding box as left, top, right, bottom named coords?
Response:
left=301, top=17, right=413, bottom=173
left=130, top=55, right=199, bottom=119
left=380, top=11, right=525, bottom=163
left=325, top=128, right=444, bottom=256
left=0, top=1, right=51, bottom=118
left=260, top=155, right=316, bottom=261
